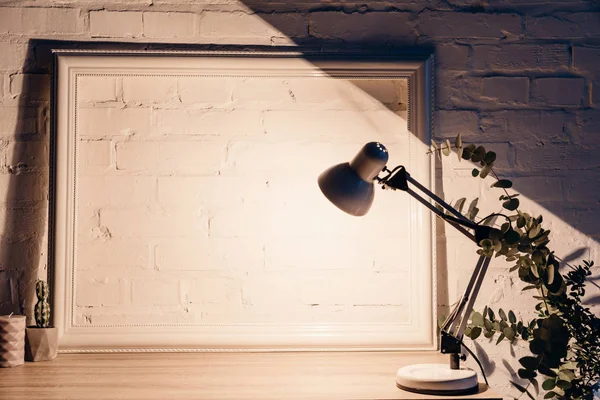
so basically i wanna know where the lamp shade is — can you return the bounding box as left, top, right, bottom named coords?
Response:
left=318, top=142, right=389, bottom=216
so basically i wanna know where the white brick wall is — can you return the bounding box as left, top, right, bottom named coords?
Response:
left=1, top=2, right=599, bottom=398
left=122, top=76, right=178, bottom=103
left=531, top=77, right=587, bottom=106
left=90, top=11, right=143, bottom=38
left=77, top=106, right=152, bottom=138
left=62, top=68, right=419, bottom=348
left=482, top=76, right=530, bottom=104
left=142, top=12, right=196, bottom=38
left=0, top=7, right=81, bottom=35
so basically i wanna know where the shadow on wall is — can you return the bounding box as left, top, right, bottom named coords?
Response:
left=0, top=41, right=48, bottom=319
left=2, top=26, right=599, bottom=319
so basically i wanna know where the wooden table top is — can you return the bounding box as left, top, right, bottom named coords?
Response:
left=0, top=351, right=502, bottom=399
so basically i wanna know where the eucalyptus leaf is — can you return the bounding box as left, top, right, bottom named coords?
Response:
left=480, top=239, right=493, bottom=249
left=532, top=250, right=544, bottom=266
left=558, top=369, right=575, bottom=382
left=454, top=198, right=466, bottom=215
left=560, top=362, right=578, bottom=371
left=471, top=168, right=479, bottom=177
left=492, top=239, right=502, bottom=252
left=547, top=263, right=555, bottom=286
left=484, top=318, right=493, bottom=331
left=462, top=143, right=476, bottom=160
left=442, top=142, right=451, bottom=156
left=505, top=229, right=521, bottom=245
left=484, top=151, right=497, bottom=165
left=499, top=308, right=508, bottom=321
left=504, top=326, right=516, bottom=341
left=530, top=338, right=545, bottom=355
left=529, top=319, right=537, bottom=329
left=466, top=199, right=479, bottom=217
left=556, top=380, right=572, bottom=390
left=531, top=263, right=540, bottom=278
left=503, top=197, right=520, bottom=211
left=480, top=163, right=493, bottom=179
left=492, top=179, right=513, bottom=189
left=542, top=379, right=556, bottom=391
left=529, top=225, right=542, bottom=239
left=518, top=368, right=537, bottom=380
left=471, top=312, right=484, bottom=327
left=471, top=145, right=486, bottom=162
left=520, top=356, right=540, bottom=370
left=455, top=133, right=462, bottom=149
left=519, top=266, right=530, bottom=280
left=533, top=230, right=550, bottom=246
left=496, top=333, right=505, bottom=344
left=509, top=310, right=517, bottom=323
left=471, top=326, right=482, bottom=340
left=531, top=378, right=539, bottom=396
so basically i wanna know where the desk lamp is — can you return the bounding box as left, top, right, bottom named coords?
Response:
left=318, top=142, right=496, bottom=395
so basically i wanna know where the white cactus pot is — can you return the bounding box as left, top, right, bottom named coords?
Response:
left=25, top=327, right=58, bottom=362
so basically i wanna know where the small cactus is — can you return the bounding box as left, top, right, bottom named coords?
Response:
left=34, top=280, right=50, bottom=328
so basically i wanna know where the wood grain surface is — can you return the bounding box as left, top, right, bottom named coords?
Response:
left=0, top=351, right=502, bottom=399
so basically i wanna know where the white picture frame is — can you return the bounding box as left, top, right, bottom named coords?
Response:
left=51, top=48, right=435, bottom=352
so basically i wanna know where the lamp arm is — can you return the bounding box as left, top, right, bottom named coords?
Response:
left=404, top=173, right=474, bottom=227
left=404, top=188, right=476, bottom=242
left=442, top=254, right=491, bottom=339
left=378, top=166, right=478, bottom=242
left=379, top=165, right=493, bottom=371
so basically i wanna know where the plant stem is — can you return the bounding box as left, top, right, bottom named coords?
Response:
left=539, top=285, right=550, bottom=315
left=426, top=146, right=452, bottom=155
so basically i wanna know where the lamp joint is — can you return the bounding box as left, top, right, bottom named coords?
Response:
left=379, top=166, right=409, bottom=191
left=440, top=331, right=462, bottom=355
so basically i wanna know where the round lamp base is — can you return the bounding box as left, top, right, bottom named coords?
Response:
left=396, top=363, right=478, bottom=395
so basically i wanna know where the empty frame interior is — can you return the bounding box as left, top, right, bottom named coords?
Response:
left=52, top=50, right=434, bottom=351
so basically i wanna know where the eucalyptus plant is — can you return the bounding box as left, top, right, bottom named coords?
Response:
left=431, top=134, right=600, bottom=400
